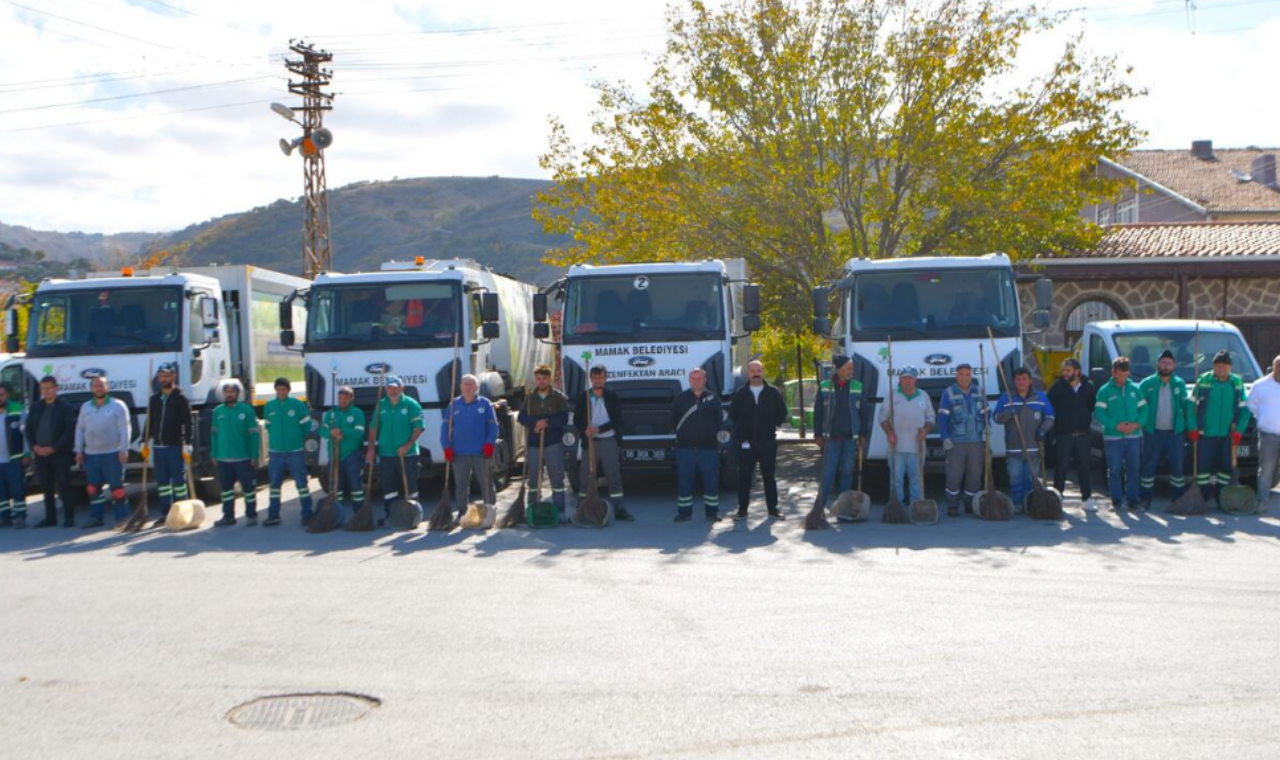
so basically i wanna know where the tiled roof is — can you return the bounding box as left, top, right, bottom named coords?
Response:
left=1110, top=148, right=1280, bottom=212
left=1063, top=222, right=1280, bottom=259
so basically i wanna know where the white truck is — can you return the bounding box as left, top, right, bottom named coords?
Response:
left=532, top=259, right=761, bottom=488
left=279, top=257, right=550, bottom=492
left=8, top=265, right=307, bottom=501
left=811, top=253, right=1053, bottom=466
left=1077, top=319, right=1268, bottom=482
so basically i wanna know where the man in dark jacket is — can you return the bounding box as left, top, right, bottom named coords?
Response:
left=812, top=355, right=868, bottom=508
left=573, top=365, right=633, bottom=521
left=728, top=360, right=787, bottom=519
left=147, top=362, right=192, bottom=527
left=671, top=367, right=723, bottom=522
left=25, top=375, right=77, bottom=527
left=517, top=365, right=570, bottom=521
left=1046, top=358, right=1097, bottom=511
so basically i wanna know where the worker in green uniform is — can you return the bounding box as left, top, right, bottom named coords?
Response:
left=365, top=376, right=424, bottom=524
left=320, top=385, right=367, bottom=522
left=263, top=378, right=313, bottom=526
left=1191, top=351, right=1252, bottom=505
left=211, top=379, right=261, bottom=527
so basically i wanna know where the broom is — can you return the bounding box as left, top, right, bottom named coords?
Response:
left=883, top=336, right=911, bottom=524
left=909, top=435, right=939, bottom=524
left=122, top=360, right=156, bottom=532
left=988, top=328, right=1061, bottom=519
left=345, top=368, right=387, bottom=532
left=1220, top=444, right=1255, bottom=514
left=975, top=343, right=1014, bottom=520
left=427, top=332, right=462, bottom=531
left=496, top=380, right=533, bottom=528
left=803, top=358, right=833, bottom=529
left=1168, top=326, right=1209, bottom=515
left=575, top=386, right=609, bottom=528
left=308, top=370, right=342, bottom=533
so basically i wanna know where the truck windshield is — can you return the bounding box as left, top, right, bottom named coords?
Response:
left=26, top=286, right=182, bottom=357
left=562, top=273, right=724, bottom=344
left=849, top=267, right=1019, bottom=340
left=1113, top=331, right=1260, bottom=384
left=307, top=282, right=461, bottom=350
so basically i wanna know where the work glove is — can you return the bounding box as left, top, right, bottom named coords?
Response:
left=141, top=444, right=150, bottom=460
left=1230, top=431, right=1243, bottom=446
left=1188, top=430, right=1200, bottom=442
left=942, top=438, right=954, bottom=452
left=444, top=447, right=455, bottom=463
left=482, top=443, right=495, bottom=459
left=182, top=444, right=193, bottom=462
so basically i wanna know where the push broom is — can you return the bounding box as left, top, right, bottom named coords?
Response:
left=883, top=336, right=911, bottom=524
left=427, top=332, right=462, bottom=531
left=974, top=343, right=1014, bottom=520
left=122, top=360, right=155, bottom=533
left=575, top=387, right=610, bottom=528
left=308, top=370, right=342, bottom=533
left=345, top=368, right=386, bottom=532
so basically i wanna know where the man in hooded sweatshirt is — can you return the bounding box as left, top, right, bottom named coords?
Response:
left=75, top=374, right=131, bottom=529
left=146, top=362, right=192, bottom=528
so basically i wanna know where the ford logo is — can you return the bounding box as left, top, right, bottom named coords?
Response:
left=81, top=368, right=107, bottom=379
left=924, top=354, right=951, bottom=366
left=365, top=362, right=391, bottom=374
left=629, top=356, right=655, bottom=368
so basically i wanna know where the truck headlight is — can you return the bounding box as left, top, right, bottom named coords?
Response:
left=562, top=431, right=577, bottom=448
left=717, top=430, right=732, bottom=444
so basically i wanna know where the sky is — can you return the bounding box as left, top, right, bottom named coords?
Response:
left=0, top=0, right=1277, bottom=235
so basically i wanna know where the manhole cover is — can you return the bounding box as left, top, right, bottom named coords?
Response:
left=227, top=692, right=380, bottom=730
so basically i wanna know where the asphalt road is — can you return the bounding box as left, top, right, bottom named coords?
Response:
left=3, top=446, right=1280, bottom=759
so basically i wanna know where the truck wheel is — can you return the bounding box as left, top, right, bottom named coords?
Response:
left=491, top=436, right=512, bottom=492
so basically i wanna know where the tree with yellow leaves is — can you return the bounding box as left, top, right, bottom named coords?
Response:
left=535, top=0, right=1143, bottom=332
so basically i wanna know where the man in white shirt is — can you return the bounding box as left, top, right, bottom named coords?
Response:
left=1246, top=355, right=1280, bottom=511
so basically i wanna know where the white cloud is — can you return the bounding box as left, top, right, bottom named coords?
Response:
left=0, top=0, right=1275, bottom=234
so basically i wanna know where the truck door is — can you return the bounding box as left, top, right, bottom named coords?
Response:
left=1087, top=332, right=1112, bottom=388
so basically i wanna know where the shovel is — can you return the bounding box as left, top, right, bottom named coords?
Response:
left=1220, top=444, right=1255, bottom=514
left=166, top=462, right=207, bottom=531
left=386, top=453, right=423, bottom=530
left=973, top=344, right=1014, bottom=520
left=1169, top=325, right=1212, bottom=515
left=122, top=360, right=156, bottom=533
left=909, top=436, right=939, bottom=525
left=307, top=437, right=342, bottom=533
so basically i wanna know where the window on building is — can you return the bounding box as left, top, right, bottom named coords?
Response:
left=1116, top=197, right=1138, bottom=224
left=1099, top=208, right=1113, bottom=226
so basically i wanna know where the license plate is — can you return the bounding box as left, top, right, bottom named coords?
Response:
left=926, top=445, right=945, bottom=460
left=1237, top=446, right=1251, bottom=458
left=624, top=449, right=666, bottom=462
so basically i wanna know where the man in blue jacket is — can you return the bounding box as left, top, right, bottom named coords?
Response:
left=671, top=367, right=723, bottom=522
left=442, top=374, right=499, bottom=522
left=938, top=363, right=986, bottom=517
left=993, top=368, right=1055, bottom=511
left=517, top=365, right=570, bottom=521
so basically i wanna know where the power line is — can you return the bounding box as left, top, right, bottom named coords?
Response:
left=0, top=97, right=277, bottom=134
left=130, top=0, right=260, bottom=37
left=0, top=0, right=176, bottom=50
left=0, top=75, right=278, bottom=115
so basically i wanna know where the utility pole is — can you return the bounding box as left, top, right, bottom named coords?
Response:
left=284, top=40, right=334, bottom=279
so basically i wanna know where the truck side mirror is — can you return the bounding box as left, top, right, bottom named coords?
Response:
left=812, top=287, right=829, bottom=319
left=277, top=300, right=292, bottom=330
left=743, top=314, right=761, bottom=333
left=3, top=307, right=17, bottom=338
left=533, top=292, right=548, bottom=323
left=1033, top=311, right=1050, bottom=330
left=482, top=322, right=500, bottom=339
left=200, top=297, right=218, bottom=328
left=481, top=292, right=500, bottom=323
left=281, top=329, right=295, bottom=348
left=4, top=337, right=17, bottom=354
left=742, top=285, right=761, bottom=315
left=1035, top=278, right=1054, bottom=313
left=534, top=322, right=550, bottom=340
left=813, top=317, right=831, bottom=336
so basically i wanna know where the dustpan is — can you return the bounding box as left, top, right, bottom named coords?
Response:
left=459, top=502, right=496, bottom=529
left=166, top=468, right=207, bottom=532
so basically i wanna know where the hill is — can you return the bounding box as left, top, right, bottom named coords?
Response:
left=0, top=220, right=160, bottom=264
left=152, top=176, right=567, bottom=284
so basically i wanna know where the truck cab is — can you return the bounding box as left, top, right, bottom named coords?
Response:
left=533, top=259, right=760, bottom=487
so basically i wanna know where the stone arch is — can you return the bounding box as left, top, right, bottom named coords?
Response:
left=1061, top=292, right=1128, bottom=345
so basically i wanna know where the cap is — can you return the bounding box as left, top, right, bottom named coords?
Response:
left=1158, top=349, right=1175, bottom=362
left=899, top=365, right=919, bottom=379
left=1213, top=350, right=1232, bottom=365
left=337, top=385, right=354, bottom=396
left=832, top=355, right=851, bottom=370
left=156, top=362, right=178, bottom=374
left=385, top=375, right=405, bottom=387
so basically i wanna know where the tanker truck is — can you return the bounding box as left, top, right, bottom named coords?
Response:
left=279, top=257, right=551, bottom=493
